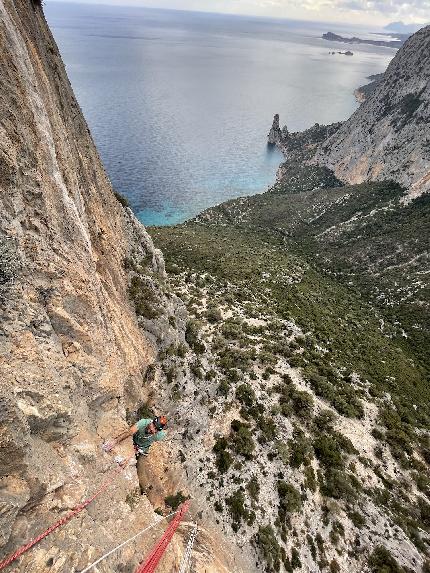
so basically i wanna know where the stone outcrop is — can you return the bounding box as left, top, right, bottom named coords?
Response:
left=313, top=26, right=430, bottom=199
left=267, top=113, right=283, bottom=145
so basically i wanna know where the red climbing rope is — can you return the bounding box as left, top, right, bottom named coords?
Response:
left=135, top=501, right=191, bottom=573
left=0, top=456, right=134, bottom=571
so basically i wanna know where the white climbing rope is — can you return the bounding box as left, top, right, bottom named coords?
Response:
left=178, top=523, right=197, bottom=573
left=79, top=510, right=178, bottom=573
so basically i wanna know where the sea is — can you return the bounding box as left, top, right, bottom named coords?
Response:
left=46, top=2, right=396, bottom=225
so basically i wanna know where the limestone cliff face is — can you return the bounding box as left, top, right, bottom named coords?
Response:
left=0, top=0, right=182, bottom=570
left=313, top=26, right=430, bottom=199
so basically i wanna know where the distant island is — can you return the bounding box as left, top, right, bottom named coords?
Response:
left=323, top=31, right=405, bottom=48
left=329, top=50, right=353, bottom=56
left=385, top=21, right=427, bottom=34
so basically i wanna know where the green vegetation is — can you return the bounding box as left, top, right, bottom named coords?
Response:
left=185, top=320, right=205, bottom=353
left=128, top=275, right=161, bottom=319
left=164, top=491, right=190, bottom=511
left=368, top=545, right=404, bottom=573
left=253, top=525, right=284, bottom=572
left=226, top=489, right=254, bottom=531
left=149, top=164, right=429, bottom=567
left=113, top=189, right=129, bottom=208
left=213, top=437, right=233, bottom=474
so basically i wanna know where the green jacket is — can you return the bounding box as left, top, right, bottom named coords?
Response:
left=133, top=418, right=166, bottom=452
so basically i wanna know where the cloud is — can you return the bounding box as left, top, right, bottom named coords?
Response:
left=262, top=0, right=430, bottom=22
left=337, top=0, right=430, bottom=22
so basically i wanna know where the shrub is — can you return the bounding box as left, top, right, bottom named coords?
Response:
left=368, top=546, right=403, bottom=573
left=213, top=438, right=233, bottom=473
left=313, top=409, right=336, bottom=432
left=247, top=476, right=260, bottom=501
left=253, top=525, right=283, bottom=572
left=185, top=320, right=205, bottom=353
left=349, top=510, right=366, bottom=528
left=288, top=429, right=312, bottom=468
left=291, top=390, right=314, bottom=419
left=308, top=374, right=363, bottom=418
left=235, top=383, right=256, bottom=408
left=225, top=489, right=251, bottom=530
left=128, top=276, right=161, bottom=319
left=291, top=547, right=301, bottom=569
left=113, top=190, right=129, bottom=207
left=164, top=491, right=189, bottom=511
left=206, top=306, right=222, bottom=323
left=304, top=466, right=317, bottom=492
left=217, top=379, right=230, bottom=397
left=278, top=481, right=302, bottom=515
left=313, top=435, right=343, bottom=468
left=230, top=420, right=255, bottom=459
left=259, top=417, right=277, bottom=443
left=320, top=469, right=357, bottom=502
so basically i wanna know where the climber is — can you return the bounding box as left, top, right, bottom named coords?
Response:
left=103, top=416, right=168, bottom=458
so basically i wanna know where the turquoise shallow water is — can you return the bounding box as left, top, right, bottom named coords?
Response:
left=46, top=4, right=395, bottom=225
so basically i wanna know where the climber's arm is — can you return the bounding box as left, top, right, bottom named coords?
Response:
left=102, top=424, right=138, bottom=452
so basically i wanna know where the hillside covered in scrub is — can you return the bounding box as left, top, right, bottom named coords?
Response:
left=150, top=171, right=429, bottom=572
left=148, top=26, right=430, bottom=572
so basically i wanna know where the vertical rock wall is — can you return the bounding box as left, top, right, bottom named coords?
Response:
left=0, top=0, right=175, bottom=569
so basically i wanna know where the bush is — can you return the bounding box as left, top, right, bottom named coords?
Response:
left=278, top=481, right=302, bottom=515
left=235, top=383, right=256, bottom=408
left=225, top=489, right=251, bottom=530
left=291, top=390, right=314, bottom=419
left=313, top=410, right=336, bottom=432
left=206, top=306, right=222, bottom=323
left=313, top=435, right=343, bottom=468
left=230, top=420, right=255, bottom=459
left=291, top=547, right=301, bottom=570
left=185, top=320, right=205, bottom=353
left=247, top=476, right=260, bottom=501
left=253, top=525, right=283, bottom=573
left=368, top=546, right=404, bottom=573
left=259, top=417, right=277, bottom=443
left=349, top=510, right=366, bottom=528
left=213, top=438, right=233, bottom=473
left=164, top=491, right=189, bottom=511
left=113, top=190, right=129, bottom=207
left=320, top=469, right=357, bottom=502
left=217, top=379, right=230, bottom=397
left=128, top=276, right=161, bottom=319
left=308, top=374, right=363, bottom=418
left=288, top=429, right=312, bottom=468
left=304, top=466, right=317, bottom=492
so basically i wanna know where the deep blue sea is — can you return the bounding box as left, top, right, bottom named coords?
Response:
left=46, top=3, right=395, bottom=225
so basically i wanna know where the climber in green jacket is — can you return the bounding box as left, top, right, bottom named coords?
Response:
left=103, top=416, right=168, bottom=458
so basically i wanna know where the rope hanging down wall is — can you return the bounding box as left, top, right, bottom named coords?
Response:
left=135, top=501, right=191, bottom=573
left=79, top=510, right=178, bottom=573
left=178, top=523, right=197, bottom=573
left=0, top=456, right=134, bottom=571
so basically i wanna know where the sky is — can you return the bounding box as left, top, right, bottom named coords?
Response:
left=50, top=0, right=430, bottom=27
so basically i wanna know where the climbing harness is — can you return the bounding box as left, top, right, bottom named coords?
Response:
left=135, top=501, right=191, bottom=573
left=178, top=523, right=198, bottom=573
left=79, top=510, right=178, bottom=572
left=0, top=454, right=134, bottom=571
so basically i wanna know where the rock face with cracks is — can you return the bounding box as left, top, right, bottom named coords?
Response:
left=0, top=1, right=246, bottom=571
